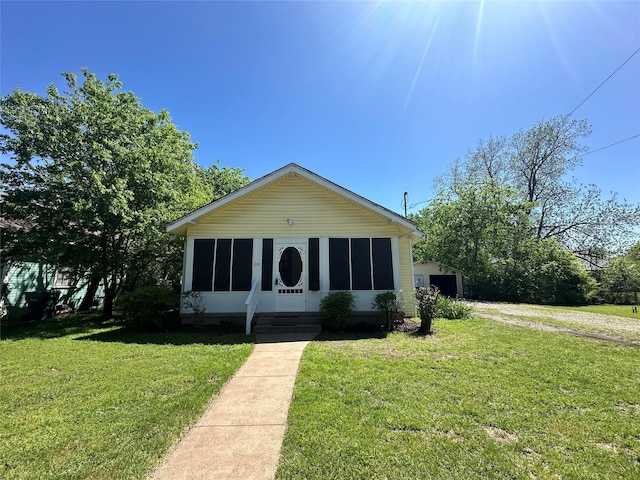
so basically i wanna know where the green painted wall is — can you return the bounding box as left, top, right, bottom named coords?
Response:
left=1, top=262, right=104, bottom=319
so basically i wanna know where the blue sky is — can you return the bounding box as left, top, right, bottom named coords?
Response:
left=2, top=1, right=639, bottom=215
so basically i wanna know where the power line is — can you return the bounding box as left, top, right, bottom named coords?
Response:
left=568, top=46, right=640, bottom=116
left=576, top=133, right=640, bottom=159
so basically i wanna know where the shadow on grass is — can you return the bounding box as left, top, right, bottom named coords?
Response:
left=2, top=315, right=428, bottom=345
left=314, top=321, right=435, bottom=342
left=75, top=327, right=254, bottom=346
left=0, top=313, right=116, bottom=341
left=313, top=329, right=389, bottom=342
left=1, top=313, right=254, bottom=346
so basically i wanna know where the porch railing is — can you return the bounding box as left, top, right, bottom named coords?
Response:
left=244, top=278, right=260, bottom=335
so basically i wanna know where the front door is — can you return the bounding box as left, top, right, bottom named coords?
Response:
left=275, top=242, right=306, bottom=312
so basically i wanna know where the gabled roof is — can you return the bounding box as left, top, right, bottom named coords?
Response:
left=167, top=163, right=424, bottom=241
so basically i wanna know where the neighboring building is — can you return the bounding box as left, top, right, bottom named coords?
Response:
left=0, top=262, right=101, bottom=319
left=167, top=163, right=424, bottom=329
left=413, top=261, right=464, bottom=298
left=1, top=211, right=103, bottom=320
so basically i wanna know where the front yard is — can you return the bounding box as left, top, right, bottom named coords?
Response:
left=2, top=310, right=639, bottom=479
left=277, top=318, right=640, bottom=479
left=0, top=316, right=254, bottom=479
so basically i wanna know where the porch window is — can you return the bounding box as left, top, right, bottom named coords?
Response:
left=231, top=239, right=253, bottom=291
left=214, top=239, right=232, bottom=291
left=191, top=238, right=254, bottom=292
left=308, top=238, right=320, bottom=291
left=351, top=238, right=372, bottom=290
left=329, top=238, right=350, bottom=290
left=372, top=238, right=394, bottom=290
left=261, top=239, right=273, bottom=291
left=192, top=239, right=214, bottom=291
left=329, top=237, right=394, bottom=291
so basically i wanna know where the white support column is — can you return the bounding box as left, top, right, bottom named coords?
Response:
left=391, top=236, right=401, bottom=292
left=184, top=237, right=195, bottom=292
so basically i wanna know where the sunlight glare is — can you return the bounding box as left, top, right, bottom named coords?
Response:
left=404, top=17, right=440, bottom=114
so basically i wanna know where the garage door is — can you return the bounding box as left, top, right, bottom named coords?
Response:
left=429, top=275, right=457, bottom=297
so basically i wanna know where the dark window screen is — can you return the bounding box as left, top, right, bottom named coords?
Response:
left=308, top=238, right=320, bottom=291
left=232, top=239, right=253, bottom=291
left=214, top=239, right=232, bottom=291
left=329, top=238, right=350, bottom=290
left=372, top=238, right=394, bottom=290
left=350, top=238, right=372, bottom=290
left=192, top=239, right=214, bottom=291
left=261, top=239, right=273, bottom=291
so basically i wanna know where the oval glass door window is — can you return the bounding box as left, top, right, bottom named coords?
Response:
left=279, top=247, right=303, bottom=287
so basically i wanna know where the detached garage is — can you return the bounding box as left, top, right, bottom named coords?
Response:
left=413, top=261, right=463, bottom=298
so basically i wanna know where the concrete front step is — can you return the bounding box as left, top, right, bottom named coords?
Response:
left=252, top=314, right=322, bottom=335
left=253, top=324, right=322, bottom=335
left=255, top=315, right=320, bottom=325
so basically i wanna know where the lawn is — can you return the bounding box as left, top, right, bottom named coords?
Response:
left=557, top=304, right=640, bottom=319
left=473, top=302, right=640, bottom=343
left=277, top=318, right=640, bottom=479
left=0, top=315, right=254, bottom=480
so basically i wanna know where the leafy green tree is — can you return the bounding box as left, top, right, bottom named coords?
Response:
left=412, top=180, right=533, bottom=298
left=412, top=179, right=594, bottom=304
left=489, top=238, right=595, bottom=304
left=601, top=255, right=640, bottom=304
left=0, top=70, right=247, bottom=317
left=414, top=115, right=639, bottom=304
left=439, top=115, right=640, bottom=263
left=627, top=242, right=640, bottom=266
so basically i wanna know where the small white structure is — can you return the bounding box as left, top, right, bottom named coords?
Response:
left=413, top=261, right=463, bottom=298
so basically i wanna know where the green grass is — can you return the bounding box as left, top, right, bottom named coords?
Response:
left=277, top=319, right=640, bottom=479
left=557, top=304, right=640, bottom=320
left=505, top=313, right=640, bottom=344
left=475, top=303, right=640, bottom=343
left=0, top=315, right=254, bottom=480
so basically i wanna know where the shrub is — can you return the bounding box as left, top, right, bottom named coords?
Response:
left=319, top=291, right=355, bottom=330
left=372, top=291, right=405, bottom=331
left=415, top=286, right=439, bottom=334
left=437, top=296, right=473, bottom=319
left=118, top=285, right=175, bottom=327
left=182, top=290, right=206, bottom=326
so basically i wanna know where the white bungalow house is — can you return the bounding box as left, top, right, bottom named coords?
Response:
left=166, top=163, right=424, bottom=332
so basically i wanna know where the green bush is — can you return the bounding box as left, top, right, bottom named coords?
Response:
left=415, top=286, right=439, bottom=334
left=437, top=296, right=473, bottom=319
left=182, top=290, right=206, bottom=326
left=319, top=291, right=355, bottom=330
left=118, top=285, right=176, bottom=327
left=372, top=291, right=405, bottom=331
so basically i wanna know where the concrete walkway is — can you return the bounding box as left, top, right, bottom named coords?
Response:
left=149, top=332, right=317, bottom=480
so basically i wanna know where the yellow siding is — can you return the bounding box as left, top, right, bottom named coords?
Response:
left=187, top=174, right=400, bottom=238
left=186, top=173, right=419, bottom=308
left=399, top=236, right=417, bottom=314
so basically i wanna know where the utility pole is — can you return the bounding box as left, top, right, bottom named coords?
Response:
left=403, top=192, right=408, bottom=218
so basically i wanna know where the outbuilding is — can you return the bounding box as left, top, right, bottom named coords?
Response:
left=413, top=261, right=464, bottom=298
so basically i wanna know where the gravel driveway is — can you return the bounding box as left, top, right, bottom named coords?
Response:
left=471, top=302, right=640, bottom=346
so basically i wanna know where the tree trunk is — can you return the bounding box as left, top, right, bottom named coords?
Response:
left=77, top=275, right=101, bottom=312
left=101, top=286, right=116, bottom=320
